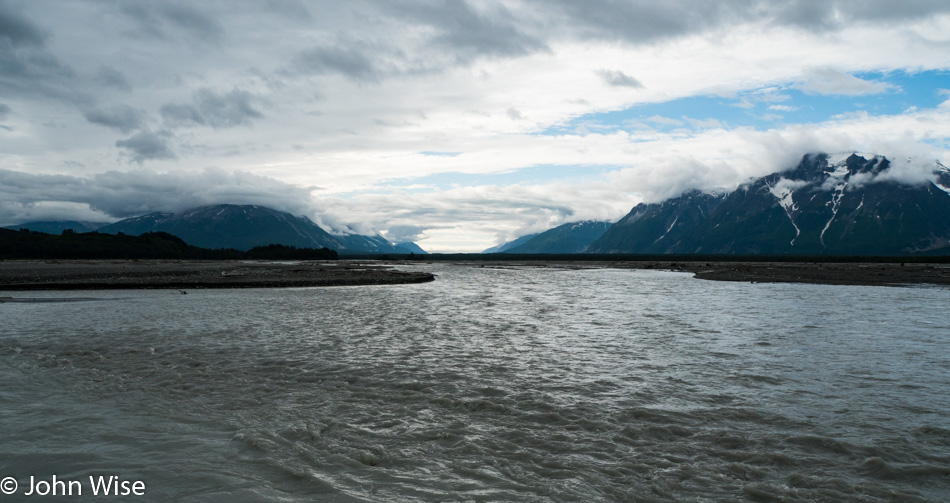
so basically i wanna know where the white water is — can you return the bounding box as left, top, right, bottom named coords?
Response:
left=2, top=265, right=949, bottom=502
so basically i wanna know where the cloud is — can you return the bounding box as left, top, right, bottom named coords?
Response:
left=544, top=0, right=950, bottom=43
left=263, top=0, right=313, bottom=21
left=0, top=103, right=11, bottom=119
left=597, top=69, right=644, bottom=88
left=290, top=44, right=382, bottom=81
left=115, top=131, right=176, bottom=164
left=383, top=224, right=430, bottom=244
left=644, top=115, right=683, bottom=126
left=0, top=167, right=318, bottom=224
left=797, top=67, right=895, bottom=95
left=1, top=1, right=949, bottom=251
left=161, top=88, right=263, bottom=129
left=0, top=3, right=81, bottom=103
left=776, top=0, right=950, bottom=29
left=83, top=105, right=148, bottom=133
left=685, top=117, right=723, bottom=129
left=543, top=1, right=751, bottom=45
left=115, top=1, right=222, bottom=43
left=384, top=0, right=548, bottom=63
left=95, top=66, right=132, bottom=92
left=0, top=4, right=46, bottom=46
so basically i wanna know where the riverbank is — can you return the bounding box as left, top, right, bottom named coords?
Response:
left=0, top=260, right=435, bottom=290
left=1, top=259, right=947, bottom=290
left=678, top=261, right=950, bottom=286
left=441, top=260, right=950, bottom=287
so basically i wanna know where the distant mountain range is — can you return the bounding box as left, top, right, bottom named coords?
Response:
left=485, top=221, right=611, bottom=254
left=588, top=153, right=950, bottom=255
left=483, top=153, right=950, bottom=256
left=7, top=153, right=949, bottom=257
left=8, top=205, right=425, bottom=255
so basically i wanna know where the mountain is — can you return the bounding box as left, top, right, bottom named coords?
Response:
left=97, top=204, right=407, bottom=254
left=588, top=153, right=950, bottom=255
left=483, top=233, right=539, bottom=253
left=3, top=221, right=108, bottom=234
left=394, top=242, right=428, bottom=254
left=504, top=220, right=612, bottom=254
left=586, top=191, right=725, bottom=254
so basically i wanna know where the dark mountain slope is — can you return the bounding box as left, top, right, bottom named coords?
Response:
left=97, top=204, right=407, bottom=254
left=588, top=154, right=950, bottom=255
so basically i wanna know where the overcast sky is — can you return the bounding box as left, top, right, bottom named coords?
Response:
left=2, top=1, right=949, bottom=251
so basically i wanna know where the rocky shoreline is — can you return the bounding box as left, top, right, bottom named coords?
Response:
left=0, top=260, right=435, bottom=290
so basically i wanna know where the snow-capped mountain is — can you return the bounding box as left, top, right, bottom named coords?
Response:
left=588, top=153, right=950, bottom=255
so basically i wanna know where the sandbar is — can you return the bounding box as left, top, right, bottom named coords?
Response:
left=0, top=260, right=435, bottom=291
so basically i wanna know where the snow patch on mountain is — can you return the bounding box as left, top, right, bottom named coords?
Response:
left=825, top=152, right=853, bottom=167
left=767, top=178, right=808, bottom=245
left=821, top=184, right=847, bottom=246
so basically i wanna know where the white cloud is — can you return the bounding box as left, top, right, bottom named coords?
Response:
left=685, top=117, right=723, bottom=129
left=796, top=67, right=896, bottom=95
left=644, top=115, right=683, bottom=126
left=1, top=2, right=949, bottom=250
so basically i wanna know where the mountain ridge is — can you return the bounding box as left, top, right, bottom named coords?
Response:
left=505, top=220, right=612, bottom=254
left=92, top=204, right=419, bottom=254
left=588, top=153, right=950, bottom=255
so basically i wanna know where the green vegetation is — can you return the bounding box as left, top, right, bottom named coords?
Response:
left=0, top=228, right=338, bottom=260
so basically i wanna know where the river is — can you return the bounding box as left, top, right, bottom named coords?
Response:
left=1, top=264, right=948, bottom=501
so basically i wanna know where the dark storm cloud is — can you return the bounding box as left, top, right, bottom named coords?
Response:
left=774, top=0, right=950, bottom=30
left=83, top=105, right=147, bottom=133
left=380, top=0, right=548, bottom=62
left=115, top=1, right=222, bottom=43
left=597, top=69, right=644, bottom=88
left=263, top=0, right=313, bottom=21
left=0, top=2, right=82, bottom=103
left=161, top=88, right=264, bottom=129
left=0, top=167, right=317, bottom=221
left=290, top=45, right=383, bottom=82
left=541, top=0, right=753, bottom=44
left=0, top=103, right=11, bottom=119
left=115, top=131, right=177, bottom=164
left=283, top=0, right=551, bottom=83
left=95, top=66, right=132, bottom=92
left=541, top=0, right=950, bottom=43
left=0, top=2, right=46, bottom=46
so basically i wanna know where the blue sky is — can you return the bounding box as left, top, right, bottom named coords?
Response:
left=1, top=1, right=950, bottom=251
left=542, top=70, right=949, bottom=137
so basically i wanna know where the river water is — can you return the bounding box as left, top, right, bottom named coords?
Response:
left=1, top=264, right=948, bottom=502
